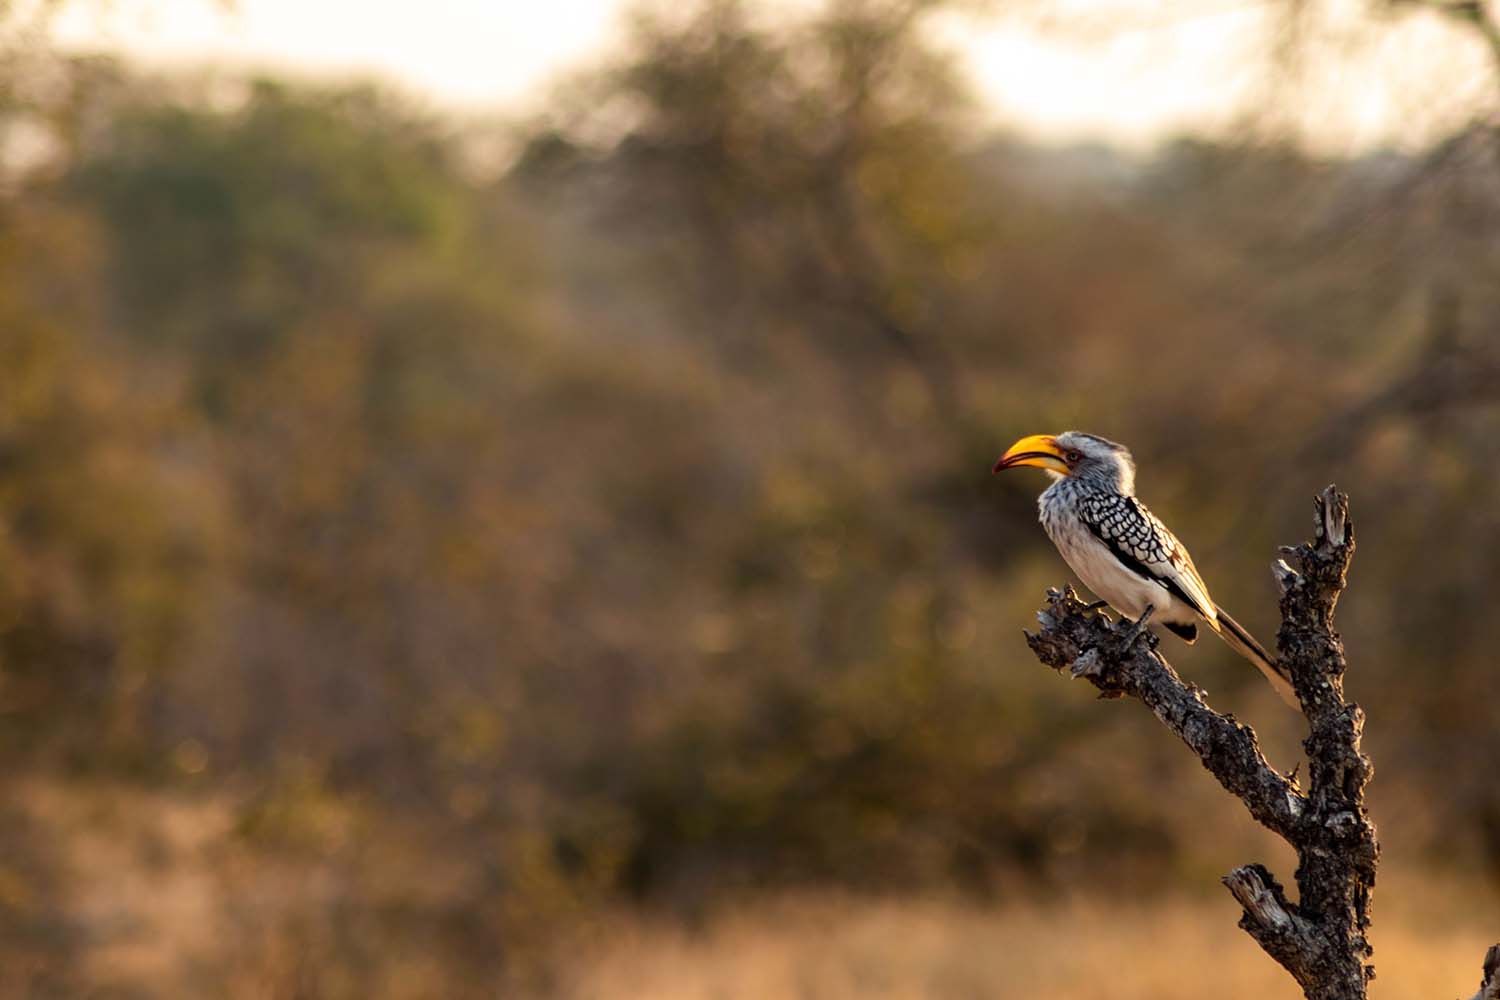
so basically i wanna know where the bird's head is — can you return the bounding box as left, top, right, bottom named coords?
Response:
left=992, top=431, right=1135, bottom=493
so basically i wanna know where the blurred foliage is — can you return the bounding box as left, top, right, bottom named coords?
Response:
left=0, top=0, right=1497, bottom=994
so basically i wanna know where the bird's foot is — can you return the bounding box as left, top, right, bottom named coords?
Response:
left=1116, top=604, right=1157, bottom=653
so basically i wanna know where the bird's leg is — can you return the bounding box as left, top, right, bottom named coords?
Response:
left=1119, top=604, right=1156, bottom=651
left=1082, top=599, right=1110, bottom=614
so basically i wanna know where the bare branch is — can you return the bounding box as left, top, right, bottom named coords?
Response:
left=1023, top=486, right=1500, bottom=997
left=1021, top=486, right=1390, bottom=999
left=1469, top=944, right=1500, bottom=1000
left=1224, top=865, right=1325, bottom=992
left=1025, top=587, right=1307, bottom=839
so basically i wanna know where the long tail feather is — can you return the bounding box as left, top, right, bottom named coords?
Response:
left=1212, top=607, right=1297, bottom=707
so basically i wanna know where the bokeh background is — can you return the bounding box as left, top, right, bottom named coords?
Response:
left=1, top=0, right=1498, bottom=996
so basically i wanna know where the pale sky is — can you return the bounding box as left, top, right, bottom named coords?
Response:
left=46, top=0, right=1498, bottom=153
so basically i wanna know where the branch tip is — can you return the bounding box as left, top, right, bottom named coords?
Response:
left=1224, top=865, right=1294, bottom=932
left=1318, top=484, right=1350, bottom=548
left=1471, top=944, right=1500, bottom=1000
left=1273, top=558, right=1300, bottom=593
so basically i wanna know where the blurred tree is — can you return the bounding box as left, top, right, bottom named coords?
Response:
left=0, top=190, right=215, bottom=763
left=523, top=0, right=986, bottom=423
left=0, top=1, right=1492, bottom=992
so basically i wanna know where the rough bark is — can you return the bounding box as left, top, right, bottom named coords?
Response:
left=1021, top=485, right=1498, bottom=999
left=1471, top=945, right=1500, bottom=1000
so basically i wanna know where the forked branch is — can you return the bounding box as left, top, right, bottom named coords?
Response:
left=1023, top=485, right=1496, bottom=1000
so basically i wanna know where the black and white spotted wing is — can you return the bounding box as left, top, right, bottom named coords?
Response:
left=1074, top=492, right=1217, bottom=621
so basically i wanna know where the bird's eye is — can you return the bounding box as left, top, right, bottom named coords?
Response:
left=1065, top=450, right=1083, bottom=464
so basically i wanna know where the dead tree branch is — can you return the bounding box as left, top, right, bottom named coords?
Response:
left=1023, top=485, right=1496, bottom=1000
left=1471, top=945, right=1500, bottom=1000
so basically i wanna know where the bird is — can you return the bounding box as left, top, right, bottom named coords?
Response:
left=993, top=430, right=1295, bottom=705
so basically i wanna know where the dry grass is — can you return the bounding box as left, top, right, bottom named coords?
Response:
left=10, top=779, right=1496, bottom=998
left=549, top=878, right=1498, bottom=1000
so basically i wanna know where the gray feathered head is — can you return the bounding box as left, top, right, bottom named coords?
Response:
left=993, top=430, right=1135, bottom=494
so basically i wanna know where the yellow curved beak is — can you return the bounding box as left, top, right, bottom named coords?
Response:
left=993, top=434, right=1068, bottom=475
